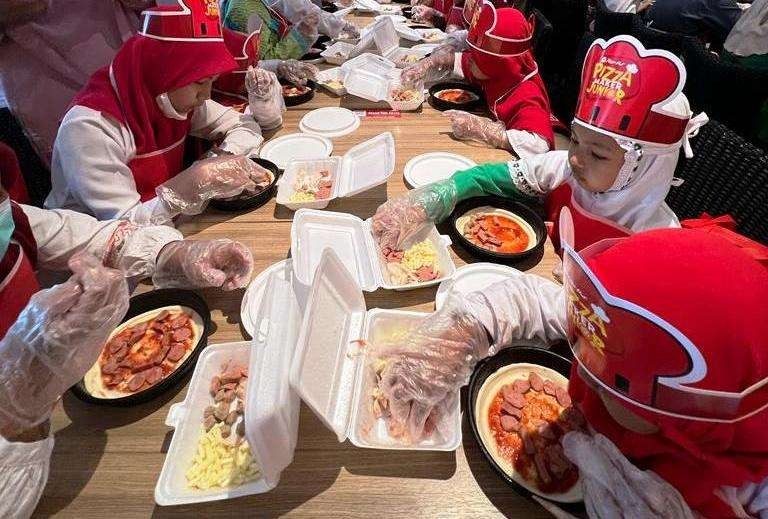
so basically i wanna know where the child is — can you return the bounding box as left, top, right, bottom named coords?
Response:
left=376, top=35, right=708, bottom=254
left=45, top=0, right=276, bottom=225
left=402, top=2, right=554, bottom=157
left=373, top=225, right=768, bottom=517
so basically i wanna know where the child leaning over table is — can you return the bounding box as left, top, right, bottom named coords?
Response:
left=374, top=35, right=709, bottom=255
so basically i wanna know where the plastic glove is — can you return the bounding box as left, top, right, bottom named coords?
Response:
left=401, top=47, right=455, bottom=87
left=153, top=239, right=254, bottom=291
left=0, top=254, right=129, bottom=438
left=411, top=0, right=434, bottom=6
left=444, top=110, right=510, bottom=149
left=276, top=59, right=319, bottom=86
left=412, top=5, right=444, bottom=25
left=156, top=155, right=263, bottom=216
left=562, top=432, right=695, bottom=519
left=296, top=10, right=320, bottom=40
left=375, top=293, right=490, bottom=442
left=372, top=181, right=458, bottom=249
left=245, top=66, right=286, bottom=130
left=442, top=29, right=468, bottom=51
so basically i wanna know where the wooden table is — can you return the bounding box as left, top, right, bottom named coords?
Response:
left=38, top=14, right=559, bottom=518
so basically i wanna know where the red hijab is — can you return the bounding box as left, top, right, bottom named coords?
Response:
left=71, top=24, right=236, bottom=155
left=462, top=7, right=554, bottom=147
left=567, top=229, right=768, bottom=517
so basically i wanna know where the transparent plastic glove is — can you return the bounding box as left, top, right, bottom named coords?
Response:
left=153, top=239, right=254, bottom=291
left=411, top=0, right=434, bottom=6
left=400, top=47, right=455, bottom=87
left=156, top=155, right=262, bottom=216
left=372, top=180, right=458, bottom=249
left=562, top=432, right=695, bottom=519
left=0, top=254, right=129, bottom=438
left=339, top=20, right=360, bottom=39
left=276, top=59, right=319, bottom=86
left=297, top=10, right=320, bottom=40
left=444, top=110, right=509, bottom=149
left=375, top=293, right=490, bottom=442
left=412, top=5, right=443, bottom=25
left=245, top=66, right=286, bottom=130
left=442, top=29, right=468, bottom=51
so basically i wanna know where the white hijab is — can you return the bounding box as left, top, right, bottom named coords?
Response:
left=570, top=93, right=709, bottom=232
left=724, top=0, right=768, bottom=57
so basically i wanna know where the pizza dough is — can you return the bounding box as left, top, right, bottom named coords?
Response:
left=455, top=206, right=537, bottom=253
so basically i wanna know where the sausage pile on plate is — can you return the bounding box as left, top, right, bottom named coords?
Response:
left=203, top=362, right=249, bottom=441
left=99, top=310, right=194, bottom=394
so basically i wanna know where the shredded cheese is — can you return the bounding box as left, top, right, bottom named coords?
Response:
left=186, top=423, right=260, bottom=490
left=401, top=240, right=439, bottom=272
left=289, top=191, right=316, bottom=203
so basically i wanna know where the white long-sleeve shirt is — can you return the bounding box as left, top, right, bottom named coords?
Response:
left=466, top=274, right=768, bottom=518
left=46, top=99, right=263, bottom=225
left=452, top=52, right=550, bottom=159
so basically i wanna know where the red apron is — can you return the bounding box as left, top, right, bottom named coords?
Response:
left=545, top=182, right=631, bottom=254
left=213, top=28, right=262, bottom=106
left=128, top=135, right=188, bottom=202
left=0, top=203, right=40, bottom=339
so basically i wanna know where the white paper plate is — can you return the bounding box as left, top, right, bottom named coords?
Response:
left=375, top=14, right=407, bottom=24
left=435, top=263, right=521, bottom=310
left=299, top=107, right=360, bottom=138
left=259, top=134, right=334, bottom=170
left=403, top=152, right=476, bottom=188
left=240, top=259, right=292, bottom=337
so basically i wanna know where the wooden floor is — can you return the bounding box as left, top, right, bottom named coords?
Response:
left=38, top=13, right=559, bottom=518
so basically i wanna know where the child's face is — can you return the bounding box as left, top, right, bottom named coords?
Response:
left=167, top=75, right=218, bottom=114
left=568, top=124, right=625, bottom=193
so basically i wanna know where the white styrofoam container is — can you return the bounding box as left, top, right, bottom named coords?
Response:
left=155, top=274, right=302, bottom=506
left=276, top=132, right=395, bottom=210
left=416, top=28, right=447, bottom=43
left=344, top=68, right=391, bottom=102
left=321, top=41, right=355, bottom=65
left=289, top=248, right=462, bottom=451
left=387, top=46, right=430, bottom=68
left=341, top=52, right=396, bottom=78
left=349, top=17, right=399, bottom=59
left=316, top=67, right=347, bottom=96
left=395, top=23, right=421, bottom=42
left=290, top=209, right=456, bottom=291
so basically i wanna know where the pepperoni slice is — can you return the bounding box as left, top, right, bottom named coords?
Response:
left=107, top=338, right=128, bottom=354
left=502, top=387, right=526, bottom=409
left=555, top=387, right=571, bottom=407
left=127, top=372, right=147, bottom=392
left=543, top=380, right=557, bottom=396
left=145, top=366, right=163, bottom=385
left=512, top=379, right=530, bottom=394
left=172, top=327, right=191, bottom=342
left=166, top=342, right=186, bottom=363
left=501, top=402, right=522, bottom=418
left=528, top=372, right=544, bottom=392
left=101, top=358, right=119, bottom=375
left=500, top=415, right=520, bottom=432
left=170, top=315, right=189, bottom=329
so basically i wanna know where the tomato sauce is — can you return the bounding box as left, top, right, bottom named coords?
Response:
left=466, top=214, right=530, bottom=253
left=487, top=387, right=580, bottom=494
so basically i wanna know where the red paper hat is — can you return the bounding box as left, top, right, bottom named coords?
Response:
left=463, top=0, right=513, bottom=26
left=466, top=1, right=533, bottom=56
left=574, top=35, right=690, bottom=146
left=560, top=210, right=768, bottom=423
left=141, top=0, right=224, bottom=42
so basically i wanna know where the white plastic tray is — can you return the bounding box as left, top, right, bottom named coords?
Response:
left=260, top=133, right=333, bottom=170
left=321, top=41, right=355, bottom=65
left=299, top=107, right=360, bottom=138
left=403, top=152, right=476, bottom=188
left=289, top=248, right=462, bottom=451
left=435, top=263, right=523, bottom=310
left=276, top=132, right=395, bottom=210
left=290, top=208, right=456, bottom=291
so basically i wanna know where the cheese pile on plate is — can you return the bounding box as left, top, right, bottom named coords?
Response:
left=186, top=423, right=260, bottom=490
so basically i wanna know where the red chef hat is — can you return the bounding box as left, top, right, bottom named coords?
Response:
left=561, top=222, right=768, bottom=515
left=141, top=0, right=224, bottom=41
left=462, top=0, right=514, bottom=27
left=574, top=35, right=691, bottom=147
left=466, top=0, right=533, bottom=56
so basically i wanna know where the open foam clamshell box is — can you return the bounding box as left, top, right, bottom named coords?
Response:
left=290, top=209, right=457, bottom=291
left=155, top=273, right=302, bottom=506
left=289, top=248, right=462, bottom=450
left=276, top=132, right=395, bottom=211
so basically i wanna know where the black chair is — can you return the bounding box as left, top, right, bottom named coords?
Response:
left=667, top=119, right=768, bottom=243
left=526, top=0, right=588, bottom=74
left=531, top=8, right=553, bottom=72
left=629, top=15, right=694, bottom=56
left=681, top=39, right=768, bottom=149
left=593, top=0, right=635, bottom=39
left=546, top=32, right=597, bottom=125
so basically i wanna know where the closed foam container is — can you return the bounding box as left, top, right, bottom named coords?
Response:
left=276, top=132, right=395, bottom=210
left=155, top=272, right=302, bottom=505
left=321, top=41, right=355, bottom=65
left=290, top=208, right=457, bottom=291
left=341, top=52, right=397, bottom=79
left=289, top=248, right=462, bottom=450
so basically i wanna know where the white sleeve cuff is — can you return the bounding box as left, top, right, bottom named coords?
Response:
left=453, top=52, right=465, bottom=78
left=0, top=434, right=53, bottom=519
left=506, top=159, right=546, bottom=197
left=507, top=129, right=551, bottom=160
left=116, top=225, right=183, bottom=280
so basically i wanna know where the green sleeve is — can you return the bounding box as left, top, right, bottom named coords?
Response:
left=223, top=0, right=311, bottom=60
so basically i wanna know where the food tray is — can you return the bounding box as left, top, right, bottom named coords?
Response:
left=209, top=159, right=280, bottom=212
left=321, top=41, right=355, bottom=65
left=281, top=80, right=316, bottom=106
left=316, top=67, right=347, bottom=96
left=428, top=81, right=485, bottom=111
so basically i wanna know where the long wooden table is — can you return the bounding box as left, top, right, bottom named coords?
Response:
left=38, top=14, right=559, bottom=518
